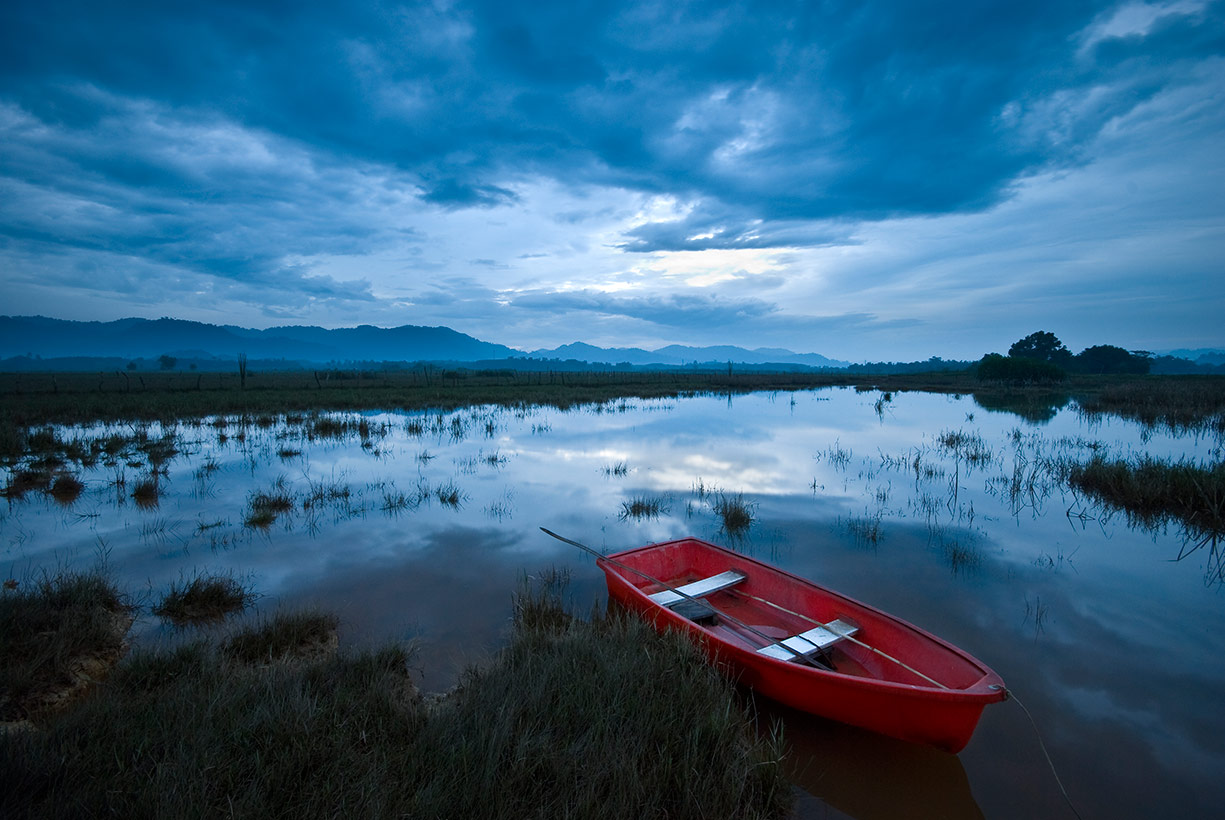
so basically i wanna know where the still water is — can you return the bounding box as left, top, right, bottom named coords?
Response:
left=3, top=387, right=1223, bottom=818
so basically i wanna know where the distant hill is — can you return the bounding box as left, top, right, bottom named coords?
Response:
left=0, top=316, right=517, bottom=363
left=530, top=342, right=848, bottom=368
left=0, top=316, right=852, bottom=370
left=1163, top=348, right=1225, bottom=366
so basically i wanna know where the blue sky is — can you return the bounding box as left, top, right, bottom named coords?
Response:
left=1, top=0, right=1222, bottom=361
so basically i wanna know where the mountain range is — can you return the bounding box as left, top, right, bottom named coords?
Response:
left=0, top=316, right=849, bottom=369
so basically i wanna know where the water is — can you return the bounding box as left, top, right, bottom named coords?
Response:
left=3, top=387, right=1223, bottom=818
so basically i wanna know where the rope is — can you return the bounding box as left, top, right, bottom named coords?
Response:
left=1009, top=690, right=1084, bottom=820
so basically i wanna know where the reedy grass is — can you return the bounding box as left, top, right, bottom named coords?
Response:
left=713, top=492, right=756, bottom=535
left=153, top=572, right=257, bottom=625
left=48, top=473, right=85, bottom=503
left=620, top=494, right=668, bottom=519
left=1065, top=455, right=1225, bottom=537
left=1, top=579, right=791, bottom=820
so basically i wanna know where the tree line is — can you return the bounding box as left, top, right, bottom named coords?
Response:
left=978, top=331, right=1153, bottom=383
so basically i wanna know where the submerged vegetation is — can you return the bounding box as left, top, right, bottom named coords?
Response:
left=1, top=574, right=791, bottom=820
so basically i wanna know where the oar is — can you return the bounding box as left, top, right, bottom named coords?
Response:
left=540, top=528, right=831, bottom=669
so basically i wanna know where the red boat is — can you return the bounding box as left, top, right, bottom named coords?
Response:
left=597, top=536, right=1007, bottom=753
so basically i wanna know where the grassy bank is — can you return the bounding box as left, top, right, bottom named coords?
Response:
left=0, top=569, right=132, bottom=726
left=1, top=575, right=791, bottom=820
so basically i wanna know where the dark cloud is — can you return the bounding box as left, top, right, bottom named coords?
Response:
left=0, top=89, right=406, bottom=292
left=619, top=201, right=856, bottom=252
left=511, top=290, right=778, bottom=328
left=0, top=0, right=1221, bottom=348
left=6, top=1, right=1215, bottom=238
left=420, top=178, right=520, bottom=209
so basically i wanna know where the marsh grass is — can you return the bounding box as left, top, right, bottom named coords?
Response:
left=620, top=495, right=669, bottom=520
left=223, top=610, right=340, bottom=664
left=434, top=479, right=466, bottom=508
left=846, top=510, right=884, bottom=547
left=131, top=475, right=160, bottom=508
left=47, top=473, right=85, bottom=504
left=3, top=467, right=53, bottom=499
left=1066, top=455, right=1225, bottom=537
left=713, top=492, right=756, bottom=535
left=153, top=572, right=257, bottom=625
left=1, top=581, right=790, bottom=820
left=244, top=478, right=295, bottom=528
left=0, top=568, right=131, bottom=723
left=936, top=429, right=994, bottom=467
left=1075, top=378, right=1225, bottom=435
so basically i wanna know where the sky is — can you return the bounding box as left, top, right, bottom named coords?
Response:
left=1, top=0, right=1222, bottom=362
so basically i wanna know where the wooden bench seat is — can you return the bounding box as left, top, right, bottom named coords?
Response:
left=647, top=570, right=747, bottom=607
left=648, top=570, right=747, bottom=623
left=757, top=618, right=859, bottom=662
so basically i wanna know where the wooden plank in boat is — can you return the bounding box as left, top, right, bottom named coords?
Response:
left=647, top=570, right=747, bottom=607
left=757, top=618, right=859, bottom=662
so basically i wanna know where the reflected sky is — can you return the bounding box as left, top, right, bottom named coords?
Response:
left=2, top=387, right=1222, bottom=818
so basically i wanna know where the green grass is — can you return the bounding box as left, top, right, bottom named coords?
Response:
left=153, top=573, right=257, bottom=625
left=0, top=579, right=791, bottom=820
left=0, top=569, right=131, bottom=723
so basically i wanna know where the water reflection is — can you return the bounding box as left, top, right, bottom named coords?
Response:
left=2, top=389, right=1223, bottom=818
left=754, top=698, right=983, bottom=820
left=971, top=390, right=1070, bottom=424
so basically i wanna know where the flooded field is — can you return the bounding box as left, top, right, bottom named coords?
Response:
left=3, top=387, right=1223, bottom=818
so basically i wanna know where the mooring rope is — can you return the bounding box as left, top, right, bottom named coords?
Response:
left=1008, top=689, right=1084, bottom=820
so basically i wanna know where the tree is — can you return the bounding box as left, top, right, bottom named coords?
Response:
left=1072, top=345, right=1151, bottom=375
left=1008, top=331, right=1072, bottom=365
left=158, top=354, right=177, bottom=371
left=977, top=353, right=1067, bottom=385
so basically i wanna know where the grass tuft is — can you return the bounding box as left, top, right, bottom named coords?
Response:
left=713, top=492, right=756, bottom=535
left=223, top=610, right=340, bottom=664
left=620, top=495, right=668, bottom=520
left=153, top=572, right=257, bottom=625
left=47, top=473, right=85, bottom=503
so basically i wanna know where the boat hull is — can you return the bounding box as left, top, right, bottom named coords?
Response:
left=598, top=537, right=1006, bottom=753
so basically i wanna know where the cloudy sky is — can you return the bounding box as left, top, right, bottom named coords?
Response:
left=1, top=1, right=1222, bottom=361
